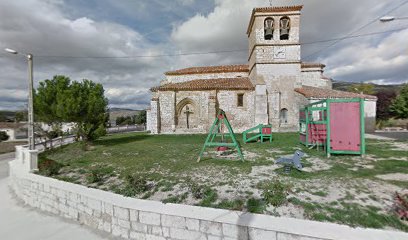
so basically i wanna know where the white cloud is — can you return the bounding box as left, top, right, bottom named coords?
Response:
left=1, top=0, right=407, bottom=111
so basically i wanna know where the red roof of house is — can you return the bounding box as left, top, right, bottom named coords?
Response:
left=151, top=77, right=254, bottom=92
left=295, top=86, right=377, bottom=100
left=165, top=64, right=249, bottom=76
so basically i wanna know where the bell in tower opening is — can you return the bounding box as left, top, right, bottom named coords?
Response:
left=280, top=16, right=290, bottom=40
left=264, top=18, right=274, bottom=40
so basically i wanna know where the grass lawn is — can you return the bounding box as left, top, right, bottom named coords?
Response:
left=38, top=132, right=408, bottom=232
left=0, top=141, right=27, bottom=154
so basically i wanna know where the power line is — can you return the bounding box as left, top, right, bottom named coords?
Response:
left=34, top=26, right=408, bottom=59
left=1, top=25, right=407, bottom=60
left=304, top=0, right=408, bottom=60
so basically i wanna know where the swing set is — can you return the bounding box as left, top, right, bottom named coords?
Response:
left=197, top=109, right=244, bottom=162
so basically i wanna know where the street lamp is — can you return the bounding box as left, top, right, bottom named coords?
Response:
left=5, top=48, right=35, bottom=150
left=380, top=16, right=408, bottom=22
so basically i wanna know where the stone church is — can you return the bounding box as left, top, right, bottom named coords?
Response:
left=147, top=5, right=377, bottom=134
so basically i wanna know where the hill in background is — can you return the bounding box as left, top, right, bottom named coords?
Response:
left=109, top=108, right=142, bottom=124
left=332, top=81, right=404, bottom=93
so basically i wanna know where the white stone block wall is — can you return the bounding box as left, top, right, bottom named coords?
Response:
left=8, top=158, right=408, bottom=240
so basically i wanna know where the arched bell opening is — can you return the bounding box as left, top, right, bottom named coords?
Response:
left=280, top=16, right=290, bottom=40
left=264, top=17, right=274, bottom=40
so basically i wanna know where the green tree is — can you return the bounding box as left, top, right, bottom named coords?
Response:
left=0, top=113, right=6, bottom=122
left=34, top=76, right=108, bottom=143
left=34, top=76, right=71, bottom=143
left=63, top=80, right=109, bottom=141
left=347, top=83, right=375, bottom=95
left=0, top=131, right=9, bottom=142
left=15, top=111, right=28, bottom=122
left=135, top=110, right=147, bottom=124
left=390, top=84, right=408, bottom=119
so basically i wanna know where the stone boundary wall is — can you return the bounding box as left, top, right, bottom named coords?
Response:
left=8, top=148, right=408, bottom=240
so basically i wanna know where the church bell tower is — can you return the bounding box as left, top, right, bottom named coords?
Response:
left=247, top=5, right=303, bottom=131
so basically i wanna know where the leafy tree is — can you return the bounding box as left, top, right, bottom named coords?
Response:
left=347, top=83, right=375, bottom=95
left=390, top=84, right=408, bottom=119
left=0, top=131, right=9, bottom=142
left=34, top=76, right=71, bottom=142
left=0, top=113, right=7, bottom=122
left=375, top=90, right=397, bottom=120
left=34, top=76, right=108, bottom=143
left=15, top=111, right=28, bottom=122
left=63, top=80, right=109, bottom=141
left=135, top=110, right=147, bottom=124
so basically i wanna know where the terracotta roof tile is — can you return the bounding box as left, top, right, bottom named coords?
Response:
left=165, top=64, right=249, bottom=76
left=151, top=77, right=254, bottom=92
left=295, top=86, right=377, bottom=100
left=253, top=5, right=304, bottom=13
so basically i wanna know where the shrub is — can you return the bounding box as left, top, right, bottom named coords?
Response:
left=0, top=131, right=9, bottom=142
left=260, top=179, right=291, bottom=207
left=38, top=158, right=63, bottom=176
left=85, top=166, right=114, bottom=184
left=246, top=198, right=266, bottom=213
left=119, top=174, right=150, bottom=197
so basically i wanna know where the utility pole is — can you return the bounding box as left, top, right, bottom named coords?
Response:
left=27, top=53, right=35, bottom=150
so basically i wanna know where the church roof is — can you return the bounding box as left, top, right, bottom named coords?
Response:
left=295, top=86, right=377, bottom=100
left=301, top=62, right=326, bottom=69
left=165, top=64, right=249, bottom=76
left=247, top=5, right=303, bottom=35
left=151, top=77, right=254, bottom=92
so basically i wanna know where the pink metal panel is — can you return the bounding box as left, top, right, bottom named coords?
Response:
left=308, top=124, right=326, bottom=144
left=329, top=102, right=361, bottom=151
left=300, top=134, right=306, bottom=143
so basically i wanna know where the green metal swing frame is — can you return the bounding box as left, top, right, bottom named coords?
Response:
left=242, top=124, right=273, bottom=143
left=197, top=109, right=244, bottom=162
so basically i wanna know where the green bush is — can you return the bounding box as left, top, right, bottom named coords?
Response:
left=118, top=174, right=150, bottom=197
left=246, top=198, right=266, bottom=213
left=38, top=158, right=63, bottom=176
left=0, top=131, right=9, bottom=142
left=189, top=183, right=206, bottom=199
left=86, top=166, right=114, bottom=184
left=260, top=179, right=291, bottom=207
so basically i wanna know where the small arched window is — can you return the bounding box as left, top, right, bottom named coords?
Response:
left=280, top=16, right=290, bottom=40
left=280, top=108, right=288, bottom=124
left=264, top=18, right=274, bottom=40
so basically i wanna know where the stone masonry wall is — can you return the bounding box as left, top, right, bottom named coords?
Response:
left=301, top=71, right=331, bottom=89
left=218, top=90, right=255, bottom=133
left=9, top=156, right=408, bottom=240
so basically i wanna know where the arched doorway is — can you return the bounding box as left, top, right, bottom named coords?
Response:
left=280, top=108, right=288, bottom=124
left=176, top=98, right=198, bottom=130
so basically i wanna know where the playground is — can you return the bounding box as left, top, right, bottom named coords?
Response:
left=37, top=130, right=408, bottom=231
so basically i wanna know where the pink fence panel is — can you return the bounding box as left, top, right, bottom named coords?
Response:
left=329, top=102, right=361, bottom=152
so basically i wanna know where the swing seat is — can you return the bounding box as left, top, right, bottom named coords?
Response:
left=217, top=146, right=229, bottom=152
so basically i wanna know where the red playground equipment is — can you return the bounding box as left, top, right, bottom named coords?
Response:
left=299, top=98, right=365, bottom=157
left=242, top=124, right=273, bottom=143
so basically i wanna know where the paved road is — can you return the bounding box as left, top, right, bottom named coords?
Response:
left=0, top=153, right=112, bottom=240
left=372, top=131, right=408, bottom=141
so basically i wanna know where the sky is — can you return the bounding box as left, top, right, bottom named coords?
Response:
left=0, top=0, right=407, bottom=111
